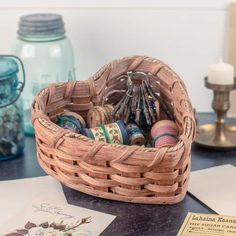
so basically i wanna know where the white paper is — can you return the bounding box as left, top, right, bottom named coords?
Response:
left=0, top=176, right=66, bottom=227
left=189, top=164, right=236, bottom=216
left=0, top=200, right=116, bottom=235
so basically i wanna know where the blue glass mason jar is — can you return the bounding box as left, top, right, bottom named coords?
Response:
left=0, top=56, right=25, bottom=160
left=12, top=13, right=75, bottom=136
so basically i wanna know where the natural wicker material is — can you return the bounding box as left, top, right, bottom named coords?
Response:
left=32, top=55, right=196, bottom=204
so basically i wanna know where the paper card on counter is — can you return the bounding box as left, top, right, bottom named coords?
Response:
left=0, top=176, right=66, bottom=227
left=189, top=164, right=236, bottom=216
left=0, top=200, right=116, bottom=236
left=177, top=212, right=236, bottom=236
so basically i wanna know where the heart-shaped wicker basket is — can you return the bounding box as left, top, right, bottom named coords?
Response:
left=32, top=55, right=196, bottom=204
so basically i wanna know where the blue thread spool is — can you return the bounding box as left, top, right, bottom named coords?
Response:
left=126, top=123, right=145, bottom=146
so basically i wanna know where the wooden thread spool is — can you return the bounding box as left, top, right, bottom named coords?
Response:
left=83, top=120, right=129, bottom=145
left=151, top=120, right=178, bottom=148
left=126, top=123, right=145, bottom=146
left=87, top=104, right=114, bottom=128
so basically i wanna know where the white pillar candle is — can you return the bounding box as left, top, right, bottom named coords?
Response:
left=208, top=59, right=234, bottom=85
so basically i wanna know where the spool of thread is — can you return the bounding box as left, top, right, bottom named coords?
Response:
left=61, top=110, right=86, bottom=127
left=83, top=120, right=129, bottom=145
left=56, top=111, right=85, bottom=133
left=126, top=123, right=145, bottom=146
left=151, top=120, right=178, bottom=148
left=87, top=104, right=114, bottom=128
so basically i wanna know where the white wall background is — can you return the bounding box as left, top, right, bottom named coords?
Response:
left=0, top=0, right=235, bottom=115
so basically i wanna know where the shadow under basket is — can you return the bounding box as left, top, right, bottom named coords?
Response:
left=32, top=55, right=196, bottom=204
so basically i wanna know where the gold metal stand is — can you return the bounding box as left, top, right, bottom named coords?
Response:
left=195, top=77, right=236, bottom=150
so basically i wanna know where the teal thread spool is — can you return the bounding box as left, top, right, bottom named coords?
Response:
left=126, top=123, right=145, bottom=146
left=56, top=112, right=85, bottom=133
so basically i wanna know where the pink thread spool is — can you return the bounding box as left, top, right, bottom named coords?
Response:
left=151, top=120, right=178, bottom=148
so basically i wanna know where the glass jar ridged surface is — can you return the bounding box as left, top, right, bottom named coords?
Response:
left=12, top=13, right=75, bottom=136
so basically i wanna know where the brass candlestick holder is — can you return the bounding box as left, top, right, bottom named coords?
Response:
left=195, top=77, right=236, bottom=150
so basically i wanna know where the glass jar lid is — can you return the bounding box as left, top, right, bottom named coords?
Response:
left=18, top=13, right=65, bottom=39
left=0, top=57, right=19, bottom=80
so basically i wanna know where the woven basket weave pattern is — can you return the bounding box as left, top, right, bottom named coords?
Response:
left=32, top=56, right=196, bottom=204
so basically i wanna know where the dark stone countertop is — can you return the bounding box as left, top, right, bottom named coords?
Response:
left=0, top=113, right=235, bottom=236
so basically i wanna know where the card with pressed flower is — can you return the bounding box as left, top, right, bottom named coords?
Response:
left=0, top=200, right=116, bottom=236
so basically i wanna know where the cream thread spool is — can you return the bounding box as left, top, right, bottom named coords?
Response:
left=151, top=120, right=178, bottom=148
left=83, top=120, right=129, bottom=145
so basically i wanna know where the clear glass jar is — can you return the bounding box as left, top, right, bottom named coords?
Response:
left=0, top=56, right=25, bottom=160
left=12, top=13, right=75, bottom=136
